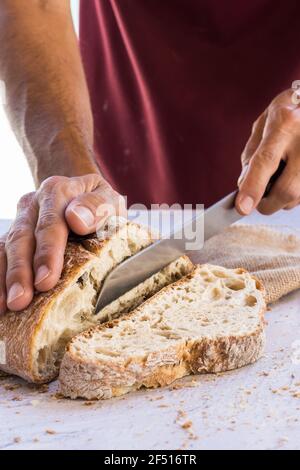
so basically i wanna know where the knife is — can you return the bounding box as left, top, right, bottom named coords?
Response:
left=95, top=160, right=286, bottom=312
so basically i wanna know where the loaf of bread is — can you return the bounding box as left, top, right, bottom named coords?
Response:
left=0, top=218, right=194, bottom=383
left=60, top=264, right=266, bottom=400
left=0, top=219, right=189, bottom=383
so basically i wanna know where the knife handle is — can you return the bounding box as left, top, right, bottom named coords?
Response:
left=263, top=159, right=286, bottom=198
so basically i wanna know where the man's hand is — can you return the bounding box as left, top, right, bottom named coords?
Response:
left=0, top=174, right=126, bottom=314
left=236, top=89, right=300, bottom=215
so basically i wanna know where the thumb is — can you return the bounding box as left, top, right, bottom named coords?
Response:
left=65, top=187, right=126, bottom=236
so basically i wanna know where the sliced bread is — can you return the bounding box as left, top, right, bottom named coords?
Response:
left=0, top=217, right=193, bottom=383
left=60, top=265, right=266, bottom=400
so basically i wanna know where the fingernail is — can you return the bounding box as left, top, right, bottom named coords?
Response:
left=35, top=265, right=51, bottom=286
left=71, top=206, right=95, bottom=227
left=238, top=195, right=254, bottom=215
left=7, top=283, right=24, bottom=305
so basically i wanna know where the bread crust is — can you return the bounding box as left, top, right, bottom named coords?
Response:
left=59, top=266, right=266, bottom=400
left=0, top=242, right=95, bottom=383
left=0, top=221, right=153, bottom=383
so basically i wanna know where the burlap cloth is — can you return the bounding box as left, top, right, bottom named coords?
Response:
left=192, top=224, right=300, bottom=304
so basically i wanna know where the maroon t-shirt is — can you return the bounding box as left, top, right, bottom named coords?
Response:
left=80, top=0, right=300, bottom=207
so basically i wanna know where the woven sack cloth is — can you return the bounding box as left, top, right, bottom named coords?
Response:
left=192, top=224, right=300, bottom=304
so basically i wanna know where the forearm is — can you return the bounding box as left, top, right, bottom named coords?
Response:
left=0, top=0, right=99, bottom=186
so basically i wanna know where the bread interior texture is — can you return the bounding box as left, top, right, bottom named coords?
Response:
left=33, top=223, right=193, bottom=381
left=59, top=264, right=266, bottom=400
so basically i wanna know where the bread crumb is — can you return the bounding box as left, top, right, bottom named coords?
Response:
left=13, top=437, right=21, bottom=443
left=45, top=429, right=56, bottom=435
left=83, top=401, right=95, bottom=406
left=181, top=420, right=192, bottom=429
left=169, top=380, right=199, bottom=390
left=33, top=438, right=39, bottom=443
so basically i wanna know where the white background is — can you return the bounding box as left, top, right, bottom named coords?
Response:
left=0, top=0, right=79, bottom=219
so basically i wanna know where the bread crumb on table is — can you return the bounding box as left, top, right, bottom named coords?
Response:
left=13, top=437, right=21, bottom=443
left=181, top=420, right=192, bottom=429
left=45, top=429, right=57, bottom=435
left=149, top=395, right=164, bottom=401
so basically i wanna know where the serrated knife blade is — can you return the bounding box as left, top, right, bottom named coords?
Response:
left=95, top=190, right=241, bottom=313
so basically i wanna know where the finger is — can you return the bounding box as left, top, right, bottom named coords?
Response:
left=5, top=193, right=37, bottom=311
left=33, top=174, right=104, bottom=291
left=0, top=234, right=7, bottom=315
left=284, top=199, right=300, bottom=210
left=65, top=183, right=127, bottom=236
left=33, top=183, right=69, bottom=292
left=257, top=157, right=300, bottom=215
left=240, top=112, right=267, bottom=167
left=236, top=126, right=288, bottom=215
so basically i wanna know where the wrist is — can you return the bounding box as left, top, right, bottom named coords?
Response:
left=31, top=129, right=100, bottom=185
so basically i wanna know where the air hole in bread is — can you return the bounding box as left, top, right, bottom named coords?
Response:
left=156, top=331, right=181, bottom=340
left=77, top=272, right=89, bottom=290
left=212, top=270, right=228, bottom=278
left=245, top=295, right=257, bottom=307
left=210, top=287, right=222, bottom=300
left=140, top=315, right=150, bottom=321
left=225, top=279, right=245, bottom=291
left=95, top=348, right=119, bottom=357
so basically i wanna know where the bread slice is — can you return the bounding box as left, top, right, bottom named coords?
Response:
left=0, top=217, right=194, bottom=384
left=60, top=265, right=266, bottom=400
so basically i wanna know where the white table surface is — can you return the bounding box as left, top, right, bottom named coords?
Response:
left=0, top=208, right=300, bottom=450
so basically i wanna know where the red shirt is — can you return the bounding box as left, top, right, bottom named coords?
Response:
left=80, top=0, right=300, bottom=207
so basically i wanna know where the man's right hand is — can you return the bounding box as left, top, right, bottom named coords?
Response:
left=0, top=174, right=126, bottom=314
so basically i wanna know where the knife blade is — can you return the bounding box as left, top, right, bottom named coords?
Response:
left=95, top=191, right=240, bottom=312
left=95, top=159, right=286, bottom=313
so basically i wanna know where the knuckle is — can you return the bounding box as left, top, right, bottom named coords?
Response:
left=6, top=225, right=31, bottom=246
left=34, top=243, right=53, bottom=262
left=0, top=234, right=7, bottom=252
left=6, top=258, right=28, bottom=274
left=271, top=105, right=295, bottom=127
left=35, top=211, right=62, bottom=233
left=255, top=147, right=278, bottom=166
left=17, top=192, right=36, bottom=211
left=39, top=175, right=68, bottom=193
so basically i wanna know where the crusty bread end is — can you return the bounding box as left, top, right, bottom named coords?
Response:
left=59, top=264, right=266, bottom=400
